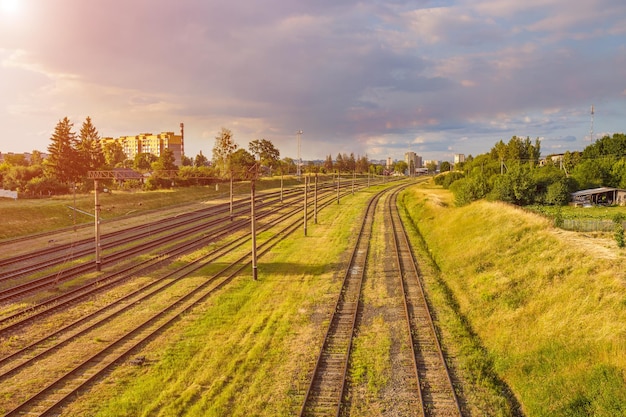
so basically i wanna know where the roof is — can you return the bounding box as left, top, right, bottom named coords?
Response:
left=570, top=187, right=624, bottom=197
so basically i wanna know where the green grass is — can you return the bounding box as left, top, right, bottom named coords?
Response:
left=527, top=203, right=626, bottom=221
left=64, top=184, right=386, bottom=417
left=0, top=177, right=308, bottom=240
left=399, top=183, right=626, bottom=416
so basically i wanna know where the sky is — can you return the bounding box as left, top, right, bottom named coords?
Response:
left=0, top=0, right=625, bottom=163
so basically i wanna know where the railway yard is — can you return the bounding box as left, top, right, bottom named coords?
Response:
left=0, top=177, right=542, bottom=416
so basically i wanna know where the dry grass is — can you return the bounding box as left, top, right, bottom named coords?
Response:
left=400, top=183, right=626, bottom=416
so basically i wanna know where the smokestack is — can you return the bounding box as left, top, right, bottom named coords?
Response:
left=180, top=122, right=184, bottom=156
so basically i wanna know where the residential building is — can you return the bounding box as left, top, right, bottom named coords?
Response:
left=404, top=151, right=422, bottom=173
left=100, top=125, right=185, bottom=166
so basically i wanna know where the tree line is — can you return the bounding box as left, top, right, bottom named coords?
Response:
left=0, top=118, right=395, bottom=197
left=437, top=133, right=626, bottom=207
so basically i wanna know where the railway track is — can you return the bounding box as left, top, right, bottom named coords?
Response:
left=388, top=186, right=462, bottom=416
left=0, top=178, right=373, bottom=305
left=300, top=182, right=462, bottom=416
left=0, top=177, right=398, bottom=416
left=299, top=185, right=384, bottom=416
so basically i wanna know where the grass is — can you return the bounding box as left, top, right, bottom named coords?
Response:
left=399, top=182, right=626, bottom=416
left=62, top=184, right=385, bottom=416
left=0, top=177, right=308, bottom=240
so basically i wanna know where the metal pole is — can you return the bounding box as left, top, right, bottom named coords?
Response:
left=296, top=130, right=303, bottom=179
left=73, top=182, right=76, bottom=231
left=94, top=179, right=101, bottom=271
left=251, top=179, right=258, bottom=280
left=337, top=172, right=340, bottom=204
left=230, top=170, right=234, bottom=221
left=314, top=173, right=318, bottom=224
left=352, top=171, right=355, bottom=194
left=304, top=175, right=308, bottom=236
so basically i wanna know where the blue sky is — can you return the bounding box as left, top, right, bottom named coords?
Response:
left=0, top=0, right=625, bottom=163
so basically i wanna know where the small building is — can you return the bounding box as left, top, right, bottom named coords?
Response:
left=570, top=187, right=626, bottom=207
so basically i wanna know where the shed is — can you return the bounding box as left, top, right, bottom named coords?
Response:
left=570, top=187, right=626, bottom=207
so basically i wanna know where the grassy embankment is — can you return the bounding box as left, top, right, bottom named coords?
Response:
left=59, top=183, right=390, bottom=416
left=0, top=177, right=305, bottom=240
left=399, top=182, right=626, bottom=416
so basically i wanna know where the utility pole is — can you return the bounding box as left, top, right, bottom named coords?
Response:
left=314, top=173, right=318, bottom=224
left=250, top=164, right=258, bottom=281
left=352, top=171, right=355, bottom=194
left=304, top=175, right=308, bottom=236
left=230, top=169, right=234, bottom=221
left=94, top=179, right=101, bottom=272
left=296, top=130, right=303, bottom=179
left=337, top=171, right=340, bottom=204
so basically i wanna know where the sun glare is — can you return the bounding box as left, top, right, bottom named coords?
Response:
left=1, top=0, right=20, bottom=15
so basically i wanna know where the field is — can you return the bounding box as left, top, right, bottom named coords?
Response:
left=3, top=180, right=626, bottom=416
left=0, top=177, right=305, bottom=240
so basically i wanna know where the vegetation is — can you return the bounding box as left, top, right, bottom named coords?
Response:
left=437, top=133, right=626, bottom=209
left=399, top=183, right=626, bottom=416
left=61, top=184, right=382, bottom=416
left=1, top=119, right=394, bottom=198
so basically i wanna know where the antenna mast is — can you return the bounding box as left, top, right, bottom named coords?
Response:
left=590, top=104, right=594, bottom=142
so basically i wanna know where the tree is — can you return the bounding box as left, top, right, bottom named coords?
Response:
left=134, top=153, right=157, bottom=170
left=152, top=148, right=178, bottom=172
left=230, top=149, right=256, bottom=180
left=77, top=116, right=104, bottom=174
left=336, top=153, right=345, bottom=172
left=181, top=155, right=193, bottom=166
left=45, top=117, right=80, bottom=184
left=426, top=161, right=438, bottom=173
left=102, top=141, right=127, bottom=168
left=356, top=155, right=369, bottom=173
left=440, top=161, right=451, bottom=172
left=30, top=150, right=44, bottom=166
left=324, top=154, right=333, bottom=172
left=212, top=128, right=238, bottom=178
left=194, top=151, right=209, bottom=167
left=394, top=161, right=408, bottom=174
left=280, top=157, right=295, bottom=174
left=248, top=139, right=280, bottom=172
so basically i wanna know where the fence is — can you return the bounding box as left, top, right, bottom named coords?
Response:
left=0, top=189, right=17, bottom=200
left=561, top=219, right=623, bottom=232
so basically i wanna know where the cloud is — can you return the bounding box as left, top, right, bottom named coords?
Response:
left=0, top=0, right=625, bottom=162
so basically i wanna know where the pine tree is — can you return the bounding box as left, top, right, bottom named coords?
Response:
left=45, top=117, right=79, bottom=183
left=77, top=116, right=104, bottom=174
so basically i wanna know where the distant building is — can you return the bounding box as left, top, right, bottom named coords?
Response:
left=0, top=151, right=49, bottom=164
left=454, top=154, right=465, bottom=164
left=424, top=160, right=440, bottom=172
left=404, top=151, right=422, bottom=173
left=539, top=154, right=565, bottom=167
left=100, top=124, right=185, bottom=166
